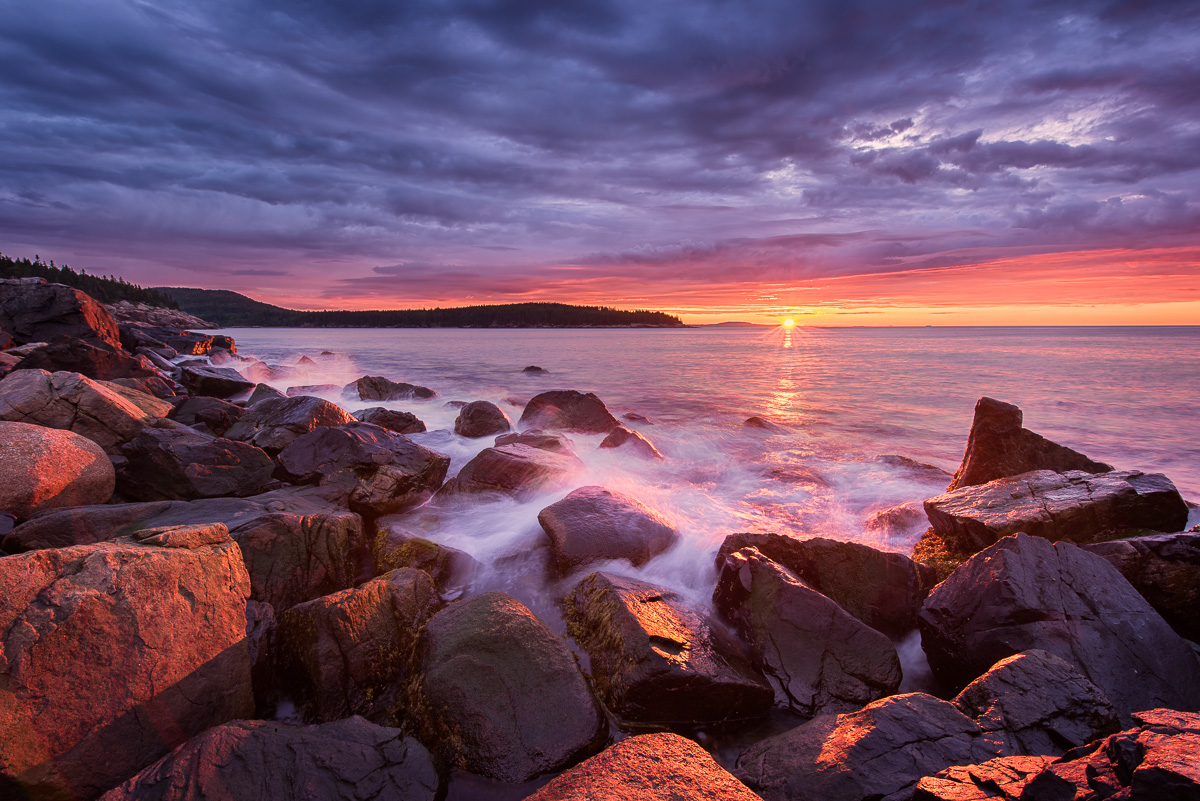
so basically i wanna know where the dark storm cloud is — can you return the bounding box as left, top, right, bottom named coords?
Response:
left=0, top=0, right=1197, bottom=301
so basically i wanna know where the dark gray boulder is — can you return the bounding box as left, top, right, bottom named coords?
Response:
left=716, top=531, right=936, bottom=637
left=15, top=334, right=157, bottom=381
left=118, top=426, right=275, bottom=501
left=436, top=443, right=583, bottom=500
left=408, top=591, right=604, bottom=782
left=168, top=395, right=244, bottom=436
left=924, top=469, right=1189, bottom=553
left=1084, top=531, right=1200, bottom=642
left=347, top=375, right=436, bottom=401
left=953, top=650, right=1121, bottom=756
left=494, top=428, right=576, bottom=453
left=286, top=383, right=341, bottom=396
left=223, top=395, right=356, bottom=453
left=180, top=364, right=256, bottom=398
left=355, top=406, right=427, bottom=434
left=277, top=422, right=449, bottom=516
left=714, top=547, right=901, bottom=716
left=518, top=390, right=619, bottom=433
left=539, top=486, right=679, bottom=576
left=735, top=693, right=1006, bottom=801
left=246, top=382, right=286, bottom=405
left=918, top=533, right=1200, bottom=722
left=948, top=397, right=1112, bottom=491
left=453, top=400, right=512, bottom=437
left=564, top=572, right=772, bottom=724
left=98, top=717, right=441, bottom=801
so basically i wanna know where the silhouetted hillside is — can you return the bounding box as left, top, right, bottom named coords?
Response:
left=1, top=254, right=180, bottom=309
left=157, top=287, right=684, bottom=328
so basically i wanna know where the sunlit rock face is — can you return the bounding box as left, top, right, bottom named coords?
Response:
left=407, top=591, right=604, bottom=783
left=924, top=468, right=1188, bottom=553
left=539, top=486, right=679, bottom=576
left=98, top=718, right=441, bottom=801
left=0, top=278, right=121, bottom=348
left=526, top=732, right=763, bottom=801
left=913, top=755, right=1055, bottom=801
left=0, top=534, right=253, bottom=800
left=714, top=547, right=901, bottom=717
left=918, top=533, right=1200, bottom=723
left=0, top=420, right=115, bottom=520
left=518, top=390, right=619, bottom=433
left=947, top=396, right=1112, bottom=491
left=564, top=572, right=772, bottom=724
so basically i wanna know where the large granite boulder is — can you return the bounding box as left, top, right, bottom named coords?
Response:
left=953, top=650, right=1120, bottom=756
left=527, top=732, right=763, bottom=801
left=735, top=693, right=1006, bottom=801
left=717, top=532, right=936, bottom=636
left=539, top=486, right=680, bottom=576
left=4, top=488, right=365, bottom=612
left=224, top=395, right=356, bottom=453
left=168, top=396, right=244, bottom=436
left=118, top=427, right=276, bottom=501
left=0, top=533, right=253, bottom=799
left=918, top=533, right=1200, bottom=722
left=564, top=572, right=772, bottom=723
left=519, top=390, right=619, bottom=433
left=1084, top=531, right=1200, bottom=642
left=0, top=277, right=121, bottom=347
left=599, top=425, right=664, bottom=459
left=15, top=334, right=157, bottom=381
left=0, top=369, right=172, bottom=453
left=436, top=443, right=583, bottom=500
left=714, top=547, right=901, bottom=716
left=948, top=397, right=1112, bottom=491
left=0, top=420, right=114, bottom=520
left=277, top=422, right=450, bottom=516
left=1019, top=709, right=1200, bottom=801
left=924, top=469, right=1188, bottom=553
left=277, top=568, right=441, bottom=724
left=408, top=591, right=603, bottom=782
left=912, top=755, right=1055, bottom=801
left=347, top=375, right=436, bottom=401
left=453, top=400, right=512, bottom=438
left=98, top=717, right=441, bottom=801
left=180, top=364, right=256, bottom=398
left=354, top=406, right=426, bottom=435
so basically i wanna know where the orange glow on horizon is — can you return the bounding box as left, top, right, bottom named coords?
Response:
left=782, top=318, right=796, bottom=328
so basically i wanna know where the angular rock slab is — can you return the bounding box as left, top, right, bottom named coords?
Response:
left=948, top=396, right=1112, bottom=491
left=0, top=420, right=114, bottom=519
left=953, top=650, right=1120, bottom=757
left=519, top=389, right=619, bottom=433
left=223, top=395, right=355, bottom=453
left=717, top=531, right=936, bottom=636
left=436, top=443, right=583, bottom=500
left=0, top=535, right=253, bottom=800
left=180, top=364, right=256, bottom=398
left=168, top=396, right=244, bottom=436
left=599, top=425, right=664, bottom=459
left=98, top=717, right=441, bottom=801
left=355, top=406, right=426, bottom=434
left=0, top=278, right=121, bottom=348
left=714, top=547, right=901, bottom=716
left=0, top=368, right=171, bottom=453
left=118, top=426, right=275, bottom=501
left=408, top=591, right=603, bottom=783
left=15, top=334, right=156, bottom=381
left=565, top=572, right=772, bottom=723
left=278, top=422, right=450, bottom=516
left=526, top=732, right=762, bottom=801
left=912, top=755, right=1055, bottom=801
left=918, top=533, right=1200, bottom=722
left=736, top=693, right=1006, bottom=801
left=278, top=568, right=441, bottom=724
left=925, top=469, right=1188, bottom=553
left=1084, top=531, right=1200, bottom=642
left=539, top=486, right=679, bottom=576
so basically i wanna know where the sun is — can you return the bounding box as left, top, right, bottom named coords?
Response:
left=782, top=318, right=796, bottom=328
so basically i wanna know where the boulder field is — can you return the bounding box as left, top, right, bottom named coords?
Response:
left=2, top=281, right=1199, bottom=800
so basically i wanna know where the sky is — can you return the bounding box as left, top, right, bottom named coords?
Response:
left=1, top=0, right=1198, bottom=324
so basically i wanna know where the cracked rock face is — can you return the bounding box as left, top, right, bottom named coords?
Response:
left=912, top=754, right=1055, bottom=801
left=0, top=536, right=253, bottom=800
left=918, top=533, right=1200, bottom=723
left=518, top=390, right=619, bottom=433
left=98, top=717, right=441, bottom=801
left=924, top=468, right=1189, bottom=553
left=1084, top=531, right=1200, bottom=642
left=118, top=426, right=276, bottom=501
left=223, top=395, right=355, bottom=454
left=736, top=692, right=1007, bottom=801
left=953, top=650, right=1121, bottom=757
left=713, top=547, right=901, bottom=717
left=564, top=572, right=772, bottom=724
left=0, top=278, right=121, bottom=349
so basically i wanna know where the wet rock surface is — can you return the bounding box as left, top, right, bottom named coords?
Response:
left=408, top=591, right=604, bottom=783
left=0, top=535, right=253, bottom=800
left=355, top=405, right=427, bottom=434
left=454, top=399, right=512, bottom=437
left=372, top=521, right=479, bottom=598
left=180, top=364, right=256, bottom=398
left=1083, top=530, right=1200, bottom=642
left=0, top=420, right=115, bottom=519
left=565, top=572, right=772, bottom=724
left=918, top=533, right=1200, bottom=721
left=736, top=692, right=1006, bottom=801
left=717, top=531, right=936, bottom=636
left=118, top=426, right=276, bottom=501
left=98, top=717, right=441, bottom=801
left=599, top=425, right=664, bottom=459
left=494, top=428, right=576, bottom=453
left=348, top=374, right=436, bottom=400
left=925, top=468, right=1189, bottom=553
left=539, top=486, right=680, bottom=576
left=527, top=732, right=763, bottom=801
left=436, top=442, right=583, bottom=499
left=714, top=547, right=901, bottom=716
left=223, top=394, right=356, bottom=453
left=518, top=389, right=619, bottom=433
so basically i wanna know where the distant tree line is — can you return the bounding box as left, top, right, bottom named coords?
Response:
left=158, top=287, right=685, bottom=328
left=1, top=253, right=180, bottom=309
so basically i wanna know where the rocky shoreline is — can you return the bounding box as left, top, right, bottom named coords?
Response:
left=1, top=276, right=1197, bottom=800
